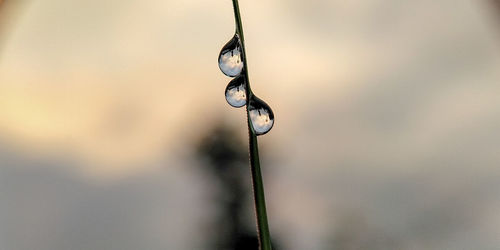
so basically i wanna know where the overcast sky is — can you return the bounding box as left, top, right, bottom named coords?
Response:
left=1, top=0, right=500, bottom=249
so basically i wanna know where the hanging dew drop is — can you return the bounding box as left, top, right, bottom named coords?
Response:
left=225, top=86, right=246, bottom=107
left=248, top=96, right=274, bottom=135
left=225, top=75, right=247, bottom=108
left=218, top=34, right=244, bottom=77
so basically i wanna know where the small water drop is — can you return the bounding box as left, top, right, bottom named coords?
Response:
left=218, top=34, right=244, bottom=77
left=248, top=96, right=274, bottom=135
left=225, top=75, right=247, bottom=108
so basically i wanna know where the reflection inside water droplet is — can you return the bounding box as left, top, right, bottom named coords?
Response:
left=225, top=75, right=246, bottom=108
left=249, top=97, right=274, bottom=135
left=218, top=34, right=243, bottom=77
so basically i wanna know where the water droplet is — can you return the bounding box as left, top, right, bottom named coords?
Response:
left=218, top=34, right=243, bottom=77
left=248, top=96, right=274, bottom=135
left=225, top=75, right=247, bottom=108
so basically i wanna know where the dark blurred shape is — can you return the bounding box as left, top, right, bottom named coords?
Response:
left=492, top=0, right=500, bottom=9
left=491, top=0, right=500, bottom=19
left=196, top=124, right=280, bottom=250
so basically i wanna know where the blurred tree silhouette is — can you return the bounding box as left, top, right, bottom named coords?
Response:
left=493, top=0, right=500, bottom=9
left=196, top=124, right=280, bottom=250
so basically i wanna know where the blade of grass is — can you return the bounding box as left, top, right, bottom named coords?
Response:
left=231, top=1, right=273, bottom=249
left=247, top=131, right=272, bottom=250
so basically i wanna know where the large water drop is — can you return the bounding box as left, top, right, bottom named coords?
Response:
left=225, top=75, right=247, bottom=108
left=218, top=34, right=243, bottom=77
left=248, top=96, right=274, bottom=135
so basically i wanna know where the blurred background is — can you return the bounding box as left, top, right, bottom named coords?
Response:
left=1, top=0, right=500, bottom=249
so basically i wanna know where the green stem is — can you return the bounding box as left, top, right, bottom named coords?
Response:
left=231, top=1, right=272, bottom=249
left=247, top=131, right=272, bottom=250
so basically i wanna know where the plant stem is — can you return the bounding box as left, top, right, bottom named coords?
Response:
left=231, top=1, right=272, bottom=249
left=247, top=132, right=273, bottom=250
